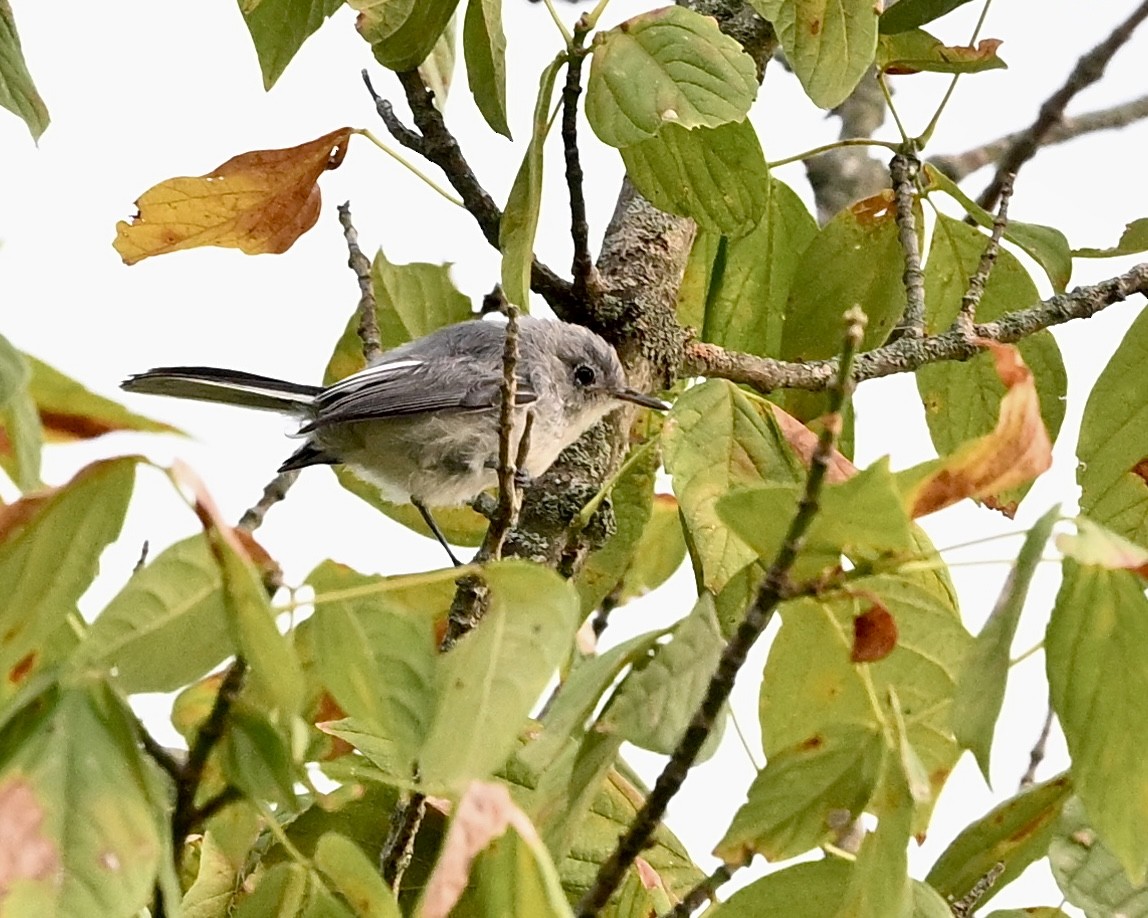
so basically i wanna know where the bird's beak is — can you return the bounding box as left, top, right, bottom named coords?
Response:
left=610, top=387, right=670, bottom=410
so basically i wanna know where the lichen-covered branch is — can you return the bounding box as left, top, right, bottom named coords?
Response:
left=890, top=153, right=925, bottom=337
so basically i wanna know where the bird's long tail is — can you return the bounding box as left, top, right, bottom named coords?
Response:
left=121, top=367, right=322, bottom=414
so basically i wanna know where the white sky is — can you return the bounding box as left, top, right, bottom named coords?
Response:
left=4, top=1, right=1148, bottom=913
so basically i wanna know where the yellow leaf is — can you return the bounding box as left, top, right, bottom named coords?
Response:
left=113, top=127, right=353, bottom=264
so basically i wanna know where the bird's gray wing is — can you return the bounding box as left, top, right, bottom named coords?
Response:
left=305, top=357, right=537, bottom=430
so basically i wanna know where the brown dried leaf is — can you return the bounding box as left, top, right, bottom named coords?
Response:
left=114, top=127, right=353, bottom=264
left=909, top=342, right=1052, bottom=518
left=767, top=402, right=856, bottom=483
left=851, top=604, right=898, bottom=663
left=420, top=781, right=541, bottom=918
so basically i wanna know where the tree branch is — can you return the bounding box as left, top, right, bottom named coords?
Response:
left=563, top=27, right=595, bottom=303
left=682, top=262, right=1148, bottom=393
left=1019, top=705, right=1056, bottom=789
left=337, top=201, right=382, bottom=363
left=890, top=153, right=925, bottom=338
left=956, top=175, right=1013, bottom=335
left=661, top=862, right=740, bottom=918
left=577, top=309, right=867, bottom=915
left=976, top=0, right=1148, bottom=212
left=930, top=93, right=1148, bottom=183
left=362, top=69, right=577, bottom=316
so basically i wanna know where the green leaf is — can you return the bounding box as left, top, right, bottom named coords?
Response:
left=1077, top=306, right=1148, bottom=544
left=927, top=773, right=1072, bottom=909
left=879, top=0, right=975, bottom=34
left=951, top=505, right=1059, bottom=781
left=500, top=54, right=562, bottom=307
left=761, top=570, right=970, bottom=832
left=711, top=859, right=853, bottom=917
left=916, top=214, right=1066, bottom=514
left=663, top=380, right=805, bottom=595
left=925, top=164, right=1072, bottom=292
left=0, top=680, right=163, bottom=917
left=599, top=864, right=672, bottom=918
left=78, top=535, right=234, bottom=693
left=574, top=439, right=660, bottom=615
left=613, top=493, right=687, bottom=607
left=314, top=832, right=402, bottom=918
left=987, top=910, right=1071, bottom=918
left=835, top=754, right=914, bottom=918
left=750, top=0, right=878, bottom=109
left=620, top=120, right=770, bottom=236
left=238, top=0, right=343, bottom=90
left=234, top=862, right=354, bottom=917
left=463, top=0, right=510, bottom=138
left=349, top=0, right=460, bottom=72
left=308, top=560, right=438, bottom=777
left=418, top=14, right=456, bottom=108
left=877, top=29, right=1006, bottom=74
left=223, top=706, right=300, bottom=808
left=585, top=5, right=758, bottom=148
left=716, top=723, right=885, bottom=862
left=782, top=190, right=915, bottom=360
left=1049, top=796, right=1148, bottom=916
left=677, top=178, right=818, bottom=357
left=0, top=0, right=49, bottom=140
left=599, top=594, right=725, bottom=756
left=324, top=251, right=487, bottom=545
left=0, top=458, right=136, bottom=700
left=0, top=333, right=42, bottom=491
left=419, top=561, right=581, bottom=789
left=1073, top=217, right=1148, bottom=258
left=1047, top=557, right=1148, bottom=882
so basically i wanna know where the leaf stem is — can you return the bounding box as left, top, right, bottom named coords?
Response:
left=541, top=0, right=575, bottom=47
left=354, top=129, right=464, bottom=208
left=916, top=0, right=995, bottom=146
left=768, top=137, right=901, bottom=169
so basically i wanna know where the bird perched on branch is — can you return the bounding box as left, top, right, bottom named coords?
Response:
left=123, top=316, right=665, bottom=561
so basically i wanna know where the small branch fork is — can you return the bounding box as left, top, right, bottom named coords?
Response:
left=975, top=0, right=1148, bottom=213
left=890, top=153, right=926, bottom=338
left=683, top=262, right=1148, bottom=394
left=362, top=69, right=577, bottom=317
left=576, top=309, right=868, bottom=916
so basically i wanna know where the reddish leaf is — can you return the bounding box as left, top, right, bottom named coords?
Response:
left=114, top=128, right=353, bottom=264
left=851, top=605, right=898, bottom=663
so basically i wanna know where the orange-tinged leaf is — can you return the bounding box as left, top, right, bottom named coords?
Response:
left=851, top=605, right=898, bottom=663
left=114, top=127, right=353, bottom=264
left=767, top=402, right=856, bottom=483
left=909, top=342, right=1051, bottom=518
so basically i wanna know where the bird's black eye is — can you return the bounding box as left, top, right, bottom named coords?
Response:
left=574, top=364, right=597, bottom=387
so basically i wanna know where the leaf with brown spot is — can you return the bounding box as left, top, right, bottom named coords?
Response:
left=0, top=777, right=59, bottom=893
left=851, top=605, right=898, bottom=663
left=113, top=127, right=353, bottom=264
left=907, top=342, right=1052, bottom=518
left=878, top=30, right=1006, bottom=74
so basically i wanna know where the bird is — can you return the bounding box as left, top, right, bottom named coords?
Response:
left=122, top=316, right=665, bottom=562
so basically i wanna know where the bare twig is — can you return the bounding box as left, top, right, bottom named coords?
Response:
left=171, top=658, right=248, bottom=856
left=890, top=153, right=925, bottom=338
left=681, top=262, right=1148, bottom=393
left=931, top=93, right=1148, bottom=182
left=1019, top=705, right=1056, bottom=789
left=976, top=1, right=1148, bottom=212
left=136, top=719, right=184, bottom=785
left=362, top=70, right=577, bottom=317
left=237, top=470, right=300, bottom=533
left=563, top=23, right=594, bottom=302
left=576, top=309, right=868, bottom=916
left=661, top=862, right=740, bottom=918
left=481, top=306, right=526, bottom=562
left=950, top=862, right=1006, bottom=918
left=956, top=175, right=1014, bottom=335
left=337, top=201, right=382, bottom=363
left=381, top=791, right=426, bottom=891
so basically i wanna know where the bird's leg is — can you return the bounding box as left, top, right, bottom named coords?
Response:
left=413, top=497, right=462, bottom=568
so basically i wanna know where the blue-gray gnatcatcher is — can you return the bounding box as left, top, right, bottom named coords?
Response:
left=122, top=317, right=664, bottom=558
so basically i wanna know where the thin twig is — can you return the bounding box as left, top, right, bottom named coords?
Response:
left=237, top=470, right=300, bottom=533
left=136, top=719, right=184, bottom=785
left=171, top=658, right=248, bottom=856
left=481, top=306, right=526, bottom=562
left=189, top=785, right=243, bottom=825
left=381, top=791, right=427, bottom=891
left=661, top=862, right=740, bottom=918
left=133, top=541, right=149, bottom=573
left=361, top=69, right=577, bottom=317
left=1019, top=705, right=1055, bottom=789
left=955, top=174, right=1014, bottom=335
left=950, top=862, right=1006, bottom=918
left=576, top=309, right=868, bottom=916
left=337, top=201, right=382, bottom=363
left=680, top=262, right=1148, bottom=394
left=563, top=23, right=594, bottom=302
left=976, top=0, right=1148, bottom=212
left=890, top=153, right=926, bottom=338
left=930, top=93, right=1148, bottom=182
